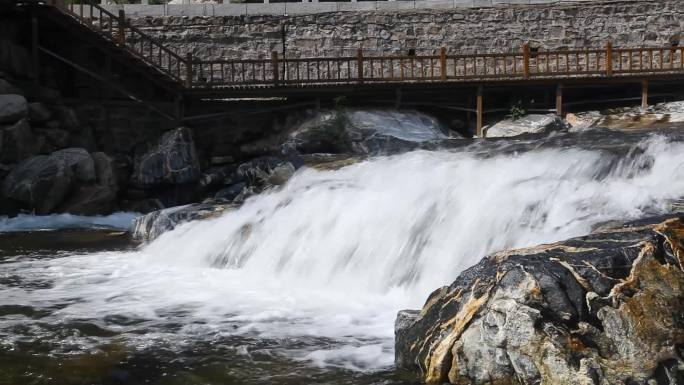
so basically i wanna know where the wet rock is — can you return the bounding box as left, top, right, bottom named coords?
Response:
left=51, top=148, right=96, bottom=182
left=396, top=216, right=684, bottom=385
left=199, top=165, right=236, bottom=189
left=1, top=118, right=39, bottom=163
left=284, top=109, right=451, bottom=155
left=131, top=201, right=235, bottom=241
left=131, top=127, right=201, bottom=188
left=2, top=155, right=73, bottom=214
left=485, top=114, right=565, bottom=138
left=566, top=111, right=602, bottom=132
left=27, top=102, right=51, bottom=123
left=57, top=184, right=117, bottom=216
left=0, top=94, right=27, bottom=124
left=214, top=182, right=246, bottom=201
left=232, top=156, right=298, bottom=187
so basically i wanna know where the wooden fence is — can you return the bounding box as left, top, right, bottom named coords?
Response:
left=190, top=44, right=684, bottom=88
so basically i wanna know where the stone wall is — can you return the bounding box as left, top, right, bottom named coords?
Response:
left=128, top=0, right=684, bottom=60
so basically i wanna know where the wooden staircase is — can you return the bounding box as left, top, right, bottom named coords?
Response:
left=37, top=0, right=189, bottom=91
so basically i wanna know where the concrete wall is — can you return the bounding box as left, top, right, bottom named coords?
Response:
left=124, top=0, right=684, bottom=60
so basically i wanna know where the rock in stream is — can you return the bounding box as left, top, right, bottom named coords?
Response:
left=395, top=215, right=684, bottom=385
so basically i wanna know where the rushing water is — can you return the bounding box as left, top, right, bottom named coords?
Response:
left=2, top=130, right=684, bottom=385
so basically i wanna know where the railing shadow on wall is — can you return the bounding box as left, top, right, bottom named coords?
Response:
left=47, top=0, right=684, bottom=90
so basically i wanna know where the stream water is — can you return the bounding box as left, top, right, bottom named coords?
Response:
left=2, top=129, right=684, bottom=385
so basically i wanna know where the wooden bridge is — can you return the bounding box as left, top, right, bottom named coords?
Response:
left=14, top=0, right=684, bottom=136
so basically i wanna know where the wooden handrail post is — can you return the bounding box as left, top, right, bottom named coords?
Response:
left=476, top=85, right=484, bottom=137
left=522, top=43, right=530, bottom=79
left=185, top=53, right=193, bottom=88
left=117, top=9, right=126, bottom=46
left=357, top=48, right=364, bottom=84
left=440, top=47, right=447, bottom=80
left=641, top=79, right=649, bottom=109
left=606, top=41, right=613, bottom=76
left=272, top=51, right=279, bottom=86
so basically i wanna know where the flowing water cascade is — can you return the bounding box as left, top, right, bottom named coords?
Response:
left=2, top=132, right=684, bottom=383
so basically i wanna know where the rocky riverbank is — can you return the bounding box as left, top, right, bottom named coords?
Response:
left=4, top=63, right=684, bottom=221
left=395, top=214, right=684, bottom=384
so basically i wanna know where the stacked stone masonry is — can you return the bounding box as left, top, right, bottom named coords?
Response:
left=126, top=0, right=684, bottom=61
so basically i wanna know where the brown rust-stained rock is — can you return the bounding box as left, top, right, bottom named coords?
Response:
left=395, top=215, right=684, bottom=385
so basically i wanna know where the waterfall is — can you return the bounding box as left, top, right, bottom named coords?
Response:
left=2, top=133, right=684, bottom=372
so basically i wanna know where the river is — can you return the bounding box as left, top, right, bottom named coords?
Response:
left=1, top=129, right=684, bottom=384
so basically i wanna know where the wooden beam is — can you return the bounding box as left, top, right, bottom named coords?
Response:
left=476, top=85, right=483, bottom=138
left=31, top=15, right=39, bottom=86
left=395, top=88, right=402, bottom=109
left=641, top=79, right=649, bottom=109
left=556, top=83, right=563, bottom=116
left=39, top=46, right=175, bottom=121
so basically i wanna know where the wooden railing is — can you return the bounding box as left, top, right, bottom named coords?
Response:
left=49, top=0, right=190, bottom=85
left=41, top=2, right=684, bottom=90
left=189, top=43, right=684, bottom=89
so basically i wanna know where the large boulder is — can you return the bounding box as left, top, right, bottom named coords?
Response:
left=2, top=155, right=73, bottom=214
left=284, top=109, right=451, bottom=155
left=485, top=114, right=565, bottom=138
left=395, top=216, right=684, bottom=385
left=51, top=147, right=96, bottom=182
left=131, top=127, right=201, bottom=188
left=57, top=184, right=116, bottom=216
left=131, top=201, right=234, bottom=241
left=1, top=118, right=40, bottom=163
left=0, top=94, right=28, bottom=124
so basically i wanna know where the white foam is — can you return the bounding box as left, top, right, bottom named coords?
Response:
left=0, top=212, right=140, bottom=232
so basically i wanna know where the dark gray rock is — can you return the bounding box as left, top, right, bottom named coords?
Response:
left=39, top=128, right=71, bottom=149
left=1, top=118, right=39, bottom=163
left=53, top=106, right=80, bottom=131
left=131, top=201, right=235, bottom=241
left=2, top=155, right=73, bottom=214
left=91, top=151, right=119, bottom=192
left=214, top=182, right=246, bottom=201
left=0, top=94, right=28, bottom=124
left=199, top=165, right=236, bottom=189
left=57, top=184, right=117, bottom=216
left=395, top=216, right=684, bottom=385
left=284, top=109, right=451, bottom=155
left=120, top=198, right=164, bottom=214
left=131, top=127, right=201, bottom=188
left=0, top=78, right=22, bottom=95
left=27, top=102, right=52, bottom=123
left=51, top=148, right=96, bottom=182
left=232, top=156, right=299, bottom=187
